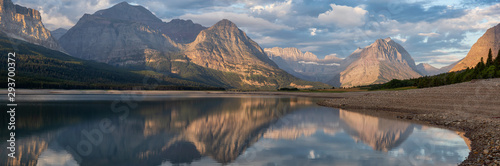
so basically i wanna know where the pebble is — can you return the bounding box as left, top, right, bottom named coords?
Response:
left=485, top=149, right=490, bottom=154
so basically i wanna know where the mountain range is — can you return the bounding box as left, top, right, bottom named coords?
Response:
left=265, top=47, right=343, bottom=83
left=267, top=38, right=425, bottom=87
left=56, top=2, right=329, bottom=89
left=1, top=1, right=497, bottom=89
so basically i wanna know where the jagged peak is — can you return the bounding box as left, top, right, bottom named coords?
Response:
left=384, top=37, right=392, bottom=42
left=213, top=19, right=238, bottom=28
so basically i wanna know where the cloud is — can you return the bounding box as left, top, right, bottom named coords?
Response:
left=14, top=0, right=114, bottom=30
left=418, top=33, right=440, bottom=37
left=39, top=10, right=75, bottom=30
left=309, top=28, right=317, bottom=36
left=251, top=0, right=293, bottom=18
left=318, top=4, right=368, bottom=27
left=179, top=11, right=292, bottom=32
left=252, top=36, right=287, bottom=45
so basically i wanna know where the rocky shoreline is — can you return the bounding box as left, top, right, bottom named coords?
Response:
left=318, top=78, right=500, bottom=166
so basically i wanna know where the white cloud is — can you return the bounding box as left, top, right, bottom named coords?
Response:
left=418, top=32, right=440, bottom=37
left=15, top=0, right=113, bottom=30
left=318, top=4, right=368, bottom=27
left=309, top=28, right=317, bottom=36
left=253, top=36, right=287, bottom=45
left=251, top=0, right=293, bottom=17
left=39, top=10, right=75, bottom=30
left=392, top=34, right=408, bottom=43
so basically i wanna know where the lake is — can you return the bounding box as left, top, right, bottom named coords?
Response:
left=0, top=94, right=470, bottom=166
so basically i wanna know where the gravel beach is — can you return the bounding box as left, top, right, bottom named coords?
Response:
left=318, top=78, right=500, bottom=166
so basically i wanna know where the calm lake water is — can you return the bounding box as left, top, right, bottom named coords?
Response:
left=0, top=94, right=469, bottom=166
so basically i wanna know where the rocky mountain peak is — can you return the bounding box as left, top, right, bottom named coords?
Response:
left=187, top=19, right=277, bottom=71
left=384, top=37, right=392, bottom=42
left=93, top=1, right=162, bottom=24
left=339, top=38, right=421, bottom=87
left=211, top=19, right=239, bottom=30
left=0, top=0, right=62, bottom=51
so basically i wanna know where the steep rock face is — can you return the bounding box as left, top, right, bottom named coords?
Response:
left=0, top=0, right=61, bottom=51
left=339, top=38, right=421, bottom=87
left=186, top=19, right=277, bottom=71
left=59, top=3, right=179, bottom=66
left=184, top=20, right=328, bottom=89
left=50, top=28, right=67, bottom=40
left=450, top=23, right=500, bottom=72
left=265, top=47, right=343, bottom=84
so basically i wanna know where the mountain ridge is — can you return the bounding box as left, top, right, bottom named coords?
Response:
left=58, top=2, right=329, bottom=90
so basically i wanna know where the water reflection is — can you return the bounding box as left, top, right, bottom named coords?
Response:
left=339, top=110, right=414, bottom=151
left=0, top=95, right=469, bottom=166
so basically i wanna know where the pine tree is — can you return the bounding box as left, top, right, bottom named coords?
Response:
left=486, top=48, right=493, bottom=66
left=495, top=49, right=500, bottom=66
left=476, top=57, right=485, bottom=70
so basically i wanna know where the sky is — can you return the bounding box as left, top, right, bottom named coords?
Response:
left=13, top=0, right=500, bottom=68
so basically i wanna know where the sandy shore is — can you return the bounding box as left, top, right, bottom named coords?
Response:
left=13, top=79, right=500, bottom=165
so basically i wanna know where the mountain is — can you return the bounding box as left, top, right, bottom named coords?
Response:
left=0, top=33, right=215, bottom=90
left=0, top=0, right=61, bottom=51
left=59, top=2, right=327, bottom=90
left=450, top=23, right=500, bottom=72
left=91, top=2, right=206, bottom=44
left=50, top=28, right=67, bottom=40
left=416, top=63, right=439, bottom=76
left=416, top=62, right=459, bottom=76
left=162, top=19, right=207, bottom=43
left=338, top=38, right=421, bottom=87
left=265, top=47, right=343, bottom=84
left=183, top=20, right=329, bottom=89
left=58, top=3, right=179, bottom=66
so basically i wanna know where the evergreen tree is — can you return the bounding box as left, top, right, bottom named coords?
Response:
left=486, top=48, right=493, bottom=66
left=495, top=49, right=500, bottom=66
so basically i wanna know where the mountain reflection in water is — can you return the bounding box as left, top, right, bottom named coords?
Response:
left=0, top=95, right=469, bottom=166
